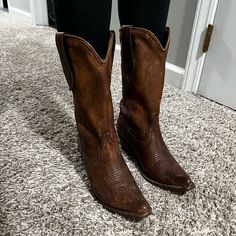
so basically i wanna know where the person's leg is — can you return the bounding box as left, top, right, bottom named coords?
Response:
left=54, top=1, right=152, bottom=219
left=53, top=0, right=112, bottom=58
left=117, top=0, right=195, bottom=192
left=118, top=0, right=171, bottom=45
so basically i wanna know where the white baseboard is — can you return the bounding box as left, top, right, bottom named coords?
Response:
left=166, top=62, right=185, bottom=89
left=8, top=6, right=32, bottom=24
left=113, top=45, right=121, bottom=63
left=114, top=45, right=184, bottom=89
left=7, top=0, right=49, bottom=26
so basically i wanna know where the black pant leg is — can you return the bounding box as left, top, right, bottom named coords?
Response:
left=53, top=0, right=112, bottom=58
left=118, top=0, right=171, bottom=46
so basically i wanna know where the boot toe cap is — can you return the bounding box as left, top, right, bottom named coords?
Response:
left=167, top=173, right=195, bottom=192
left=131, top=200, right=152, bottom=219
left=183, top=179, right=195, bottom=191
left=116, top=194, right=152, bottom=219
left=142, top=169, right=195, bottom=193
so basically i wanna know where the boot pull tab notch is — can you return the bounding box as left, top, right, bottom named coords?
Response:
left=120, top=26, right=134, bottom=78
left=55, top=32, right=74, bottom=90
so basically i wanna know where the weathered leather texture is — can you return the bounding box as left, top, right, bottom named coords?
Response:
left=117, top=26, right=194, bottom=192
left=55, top=31, right=151, bottom=219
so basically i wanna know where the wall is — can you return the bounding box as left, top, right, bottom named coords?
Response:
left=110, top=0, right=198, bottom=69
left=110, top=1, right=120, bottom=45
left=6, top=0, right=197, bottom=70
left=167, top=0, right=198, bottom=68
left=7, top=0, right=48, bottom=25
left=8, top=0, right=30, bottom=13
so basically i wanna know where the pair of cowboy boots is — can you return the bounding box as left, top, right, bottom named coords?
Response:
left=55, top=26, right=194, bottom=220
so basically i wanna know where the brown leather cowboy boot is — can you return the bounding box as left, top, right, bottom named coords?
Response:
left=117, top=26, right=195, bottom=193
left=55, top=31, right=151, bottom=219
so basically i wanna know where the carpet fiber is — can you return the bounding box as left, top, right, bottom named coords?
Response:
left=0, top=10, right=235, bottom=235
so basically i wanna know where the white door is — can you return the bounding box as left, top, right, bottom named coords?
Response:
left=8, top=0, right=48, bottom=25
left=198, top=0, right=236, bottom=110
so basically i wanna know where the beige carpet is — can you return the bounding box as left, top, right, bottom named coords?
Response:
left=0, top=10, right=235, bottom=236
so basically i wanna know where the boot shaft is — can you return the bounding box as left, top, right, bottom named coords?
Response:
left=56, top=31, right=116, bottom=142
left=120, top=26, right=170, bottom=123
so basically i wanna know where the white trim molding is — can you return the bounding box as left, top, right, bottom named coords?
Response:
left=166, top=62, right=185, bottom=76
left=30, top=0, right=48, bottom=26
left=7, top=0, right=48, bottom=25
left=182, top=0, right=219, bottom=94
left=115, top=44, right=121, bottom=52
left=165, top=62, right=185, bottom=88
left=7, top=4, right=32, bottom=24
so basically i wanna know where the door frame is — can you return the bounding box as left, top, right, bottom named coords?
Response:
left=182, top=0, right=219, bottom=93
left=30, top=0, right=48, bottom=25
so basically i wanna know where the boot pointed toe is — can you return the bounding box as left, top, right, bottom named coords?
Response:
left=95, top=184, right=152, bottom=220
left=165, top=172, right=195, bottom=192
left=136, top=202, right=152, bottom=218
left=123, top=199, right=152, bottom=220
left=184, top=179, right=195, bottom=191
